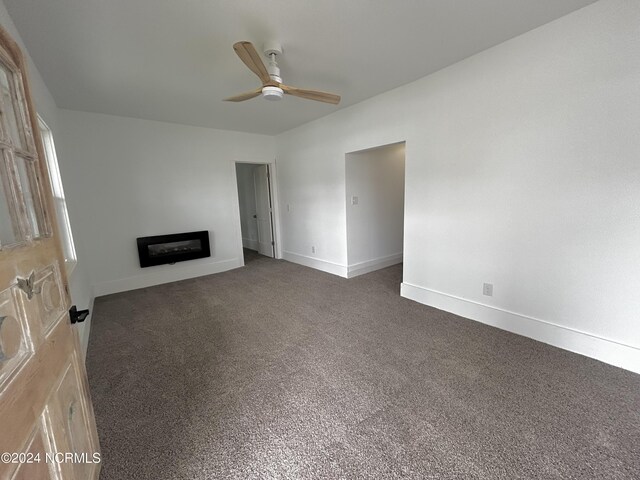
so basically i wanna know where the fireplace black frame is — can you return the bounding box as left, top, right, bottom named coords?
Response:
left=136, top=231, right=210, bottom=268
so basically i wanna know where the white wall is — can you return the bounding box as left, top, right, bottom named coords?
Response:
left=277, top=0, right=640, bottom=373
left=235, top=163, right=259, bottom=250
left=0, top=1, right=94, bottom=356
left=56, top=110, right=275, bottom=296
left=346, top=143, right=405, bottom=277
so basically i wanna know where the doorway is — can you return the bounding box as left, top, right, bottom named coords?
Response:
left=235, top=162, right=276, bottom=264
left=345, top=142, right=406, bottom=278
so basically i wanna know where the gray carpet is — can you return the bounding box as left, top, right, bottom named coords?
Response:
left=243, top=247, right=263, bottom=265
left=87, top=256, right=640, bottom=479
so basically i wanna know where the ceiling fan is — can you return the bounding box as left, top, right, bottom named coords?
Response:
left=225, top=41, right=341, bottom=105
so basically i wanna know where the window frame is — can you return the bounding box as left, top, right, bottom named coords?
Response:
left=38, top=115, right=77, bottom=275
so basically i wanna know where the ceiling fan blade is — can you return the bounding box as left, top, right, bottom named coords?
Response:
left=280, top=84, right=340, bottom=104
left=224, top=88, right=263, bottom=102
left=233, top=41, right=271, bottom=85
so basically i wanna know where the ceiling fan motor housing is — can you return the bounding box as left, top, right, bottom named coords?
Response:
left=262, top=85, right=284, bottom=100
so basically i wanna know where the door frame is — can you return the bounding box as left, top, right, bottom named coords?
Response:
left=344, top=140, right=407, bottom=278
left=231, top=159, right=282, bottom=264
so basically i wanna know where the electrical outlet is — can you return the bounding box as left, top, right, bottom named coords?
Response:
left=351, top=196, right=359, bottom=205
left=483, top=283, right=493, bottom=296
left=311, top=246, right=316, bottom=254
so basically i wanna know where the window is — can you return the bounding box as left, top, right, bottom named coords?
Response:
left=38, top=116, right=77, bottom=272
left=0, top=53, right=50, bottom=247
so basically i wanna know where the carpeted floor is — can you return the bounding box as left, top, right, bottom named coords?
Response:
left=87, top=256, right=640, bottom=479
left=243, top=248, right=263, bottom=265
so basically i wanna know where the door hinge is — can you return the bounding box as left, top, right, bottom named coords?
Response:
left=69, top=305, right=89, bottom=324
left=271, top=241, right=275, bottom=246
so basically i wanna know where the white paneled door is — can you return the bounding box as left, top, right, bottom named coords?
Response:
left=253, top=165, right=274, bottom=258
left=0, top=26, right=101, bottom=479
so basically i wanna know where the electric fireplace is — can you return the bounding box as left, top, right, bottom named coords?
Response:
left=136, top=231, right=210, bottom=268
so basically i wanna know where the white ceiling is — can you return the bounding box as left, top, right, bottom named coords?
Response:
left=5, top=0, right=597, bottom=135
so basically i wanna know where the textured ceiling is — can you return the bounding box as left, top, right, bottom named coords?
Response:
left=4, top=0, right=597, bottom=135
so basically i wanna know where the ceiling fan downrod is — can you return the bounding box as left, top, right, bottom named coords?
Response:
left=262, top=43, right=284, bottom=100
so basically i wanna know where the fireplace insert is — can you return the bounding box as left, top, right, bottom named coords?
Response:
left=136, top=231, right=210, bottom=268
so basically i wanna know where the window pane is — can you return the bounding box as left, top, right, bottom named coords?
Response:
left=0, top=159, right=18, bottom=246
left=0, top=64, right=26, bottom=150
left=15, top=155, right=44, bottom=238
left=39, top=118, right=76, bottom=263
left=55, top=197, right=76, bottom=262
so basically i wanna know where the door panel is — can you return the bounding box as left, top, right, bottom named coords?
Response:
left=0, top=25, right=100, bottom=480
left=51, top=357, right=99, bottom=480
left=9, top=418, right=60, bottom=480
left=14, top=153, right=46, bottom=238
left=0, top=284, right=32, bottom=388
left=253, top=165, right=274, bottom=258
left=31, top=263, right=65, bottom=337
left=0, top=63, right=27, bottom=151
left=0, top=158, right=17, bottom=245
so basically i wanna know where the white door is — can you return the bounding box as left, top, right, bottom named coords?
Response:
left=253, top=165, right=274, bottom=258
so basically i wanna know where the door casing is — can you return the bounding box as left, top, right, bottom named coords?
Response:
left=232, top=160, right=281, bottom=263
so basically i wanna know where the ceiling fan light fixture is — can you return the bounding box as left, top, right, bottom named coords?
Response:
left=262, top=85, right=284, bottom=101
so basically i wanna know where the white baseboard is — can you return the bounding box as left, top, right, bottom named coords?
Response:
left=400, top=282, right=640, bottom=375
left=93, top=258, right=242, bottom=297
left=283, top=251, right=347, bottom=277
left=242, top=238, right=259, bottom=250
left=347, top=253, right=403, bottom=278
